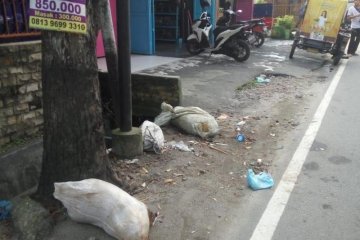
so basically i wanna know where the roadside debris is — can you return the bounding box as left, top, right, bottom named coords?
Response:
left=164, top=179, right=175, bottom=184
left=166, top=140, right=193, bottom=152
left=255, top=74, right=271, bottom=83
left=125, top=159, right=139, bottom=164
left=154, top=102, right=219, bottom=139
left=0, top=200, right=12, bottom=220
left=53, top=179, right=153, bottom=240
left=216, top=113, right=230, bottom=120
left=247, top=169, right=274, bottom=190
left=208, top=143, right=229, bottom=154
left=140, top=120, right=165, bottom=153
left=235, top=134, right=245, bottom=142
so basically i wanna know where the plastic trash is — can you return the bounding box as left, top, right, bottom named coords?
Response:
left=167, top=140, right=193, bottom=152
left=235, top=134, right=245, bottom=142
left=54, top=179, right=152, bottom=240
left=247, top=169, right=274, bottom=190
left=0, top=200, right=12, bottom=220
left=140, top=120, right=165, bottom=153
left=256, top=74, right=270, bottom=83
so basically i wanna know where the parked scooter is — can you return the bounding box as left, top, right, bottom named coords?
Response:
left=237, top=18, right=267, bottom=47
left=186, top=10, right=251, bottom=62
left=219, top=9, right=267, bottom=47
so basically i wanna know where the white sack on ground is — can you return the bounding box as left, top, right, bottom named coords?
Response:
left=171, top=106, right=219, bottom=139
left=154, top=102, right=173, bottom=126
left=140, top=120, right=165, bottom=153
left=53, top=179, right=150, bottom=240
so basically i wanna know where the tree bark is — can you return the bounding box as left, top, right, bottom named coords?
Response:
left=36, top=0, right=109, bottom=198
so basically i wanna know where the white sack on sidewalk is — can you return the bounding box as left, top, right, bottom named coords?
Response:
left=171, top=106, right=219, bottom=139
left=140, top=120, right=165, bottom=153
left=54, top=179, right=151, bottom=240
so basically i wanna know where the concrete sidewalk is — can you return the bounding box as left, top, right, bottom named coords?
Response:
left=97, top=54, right=181, bottom=73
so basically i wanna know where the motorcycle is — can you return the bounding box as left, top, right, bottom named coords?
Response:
left=186, top=10, right=251, bottom=62
left=237, top=18, right=267, bottom=47
left=219, top=9, right=267, bottom=48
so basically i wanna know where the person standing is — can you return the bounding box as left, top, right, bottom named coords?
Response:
left=347, top=0, right=360, bottom=56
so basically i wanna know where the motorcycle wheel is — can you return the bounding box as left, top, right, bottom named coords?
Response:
left=186, top=39, right=203, bottom=55
left=233, top=40, right=250, bottom=62
left=254, top=32, right=265, bottom=47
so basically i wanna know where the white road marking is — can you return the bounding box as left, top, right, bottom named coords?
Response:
left=249, top=60, right=348, bottom=240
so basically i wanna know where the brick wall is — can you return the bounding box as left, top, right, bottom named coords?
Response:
left=0, top=41, right=43, bottom=147
left=0, top=41, right=182, bottom=149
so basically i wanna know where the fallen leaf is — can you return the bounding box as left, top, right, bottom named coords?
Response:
left=173, top=173, right=184, bottom=177
left=217, top=113, right=229, bottom=120
left=164, top=179, right=175, bottom=184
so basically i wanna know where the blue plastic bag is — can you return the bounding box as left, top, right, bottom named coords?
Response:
left=247, top=169, right=274, bottom=190
left=0, top=200, right=12, bottom=220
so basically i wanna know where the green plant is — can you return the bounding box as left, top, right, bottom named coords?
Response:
left=275, top=15, right=295, bottom=29
left=236, top=80, right=257, bottom=91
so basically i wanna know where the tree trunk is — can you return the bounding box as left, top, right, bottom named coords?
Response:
left=36, top=0, right=109, bottom=198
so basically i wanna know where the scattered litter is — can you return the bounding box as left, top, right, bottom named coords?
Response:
left=191, top=231, right=197, bottom=234
left=199, top=170, right=206, bottom=175
left=164, top=179, right=175, bottom=184
left=165, top=169, right=172, bottom=172
left=217, top=113, right=229, bottom=120
left=270, top=133, right=276, bottom=137
left=245, top=146, right=252, bottom=150
left=208, top=144, right=229, bottom=154
left=140, top=120, right=165, bottom=153
left=236, top=121, right=246, bottom=127
left=173, top=173, right=184, bottom=177
left=141, top=182, right=146, bottom=188
left=106, top=148, right=112, bottom=154
left=235, top=134, right=245, bottom=142
left=255, top=74, right=271, bottom=83
left=167, top=141, right=193, bottom=152
left=212, top=198, right=218, bottom=202
left=257, top=159, right=262, bottom=164
left=142, top=167, right=149, bottom=174
left=125, top=159, right=139, bottom=164
left=215, top=142, right=228, bottom=146
left=247, top=169, right=274, bottom=190
left=0, top=200, right=12, bottom=220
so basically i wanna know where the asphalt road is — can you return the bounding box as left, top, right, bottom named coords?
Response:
left=270, top=53, right=360, bottom=240
left=136, top=38, right=359, bottom=240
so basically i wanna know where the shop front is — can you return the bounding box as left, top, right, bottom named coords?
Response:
left=96, top=0, right=217, bottom=57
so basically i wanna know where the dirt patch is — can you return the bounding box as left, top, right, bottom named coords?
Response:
left=103, top=74, right=325, bottom=239
left=0, top=73, right=327, bottom=240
